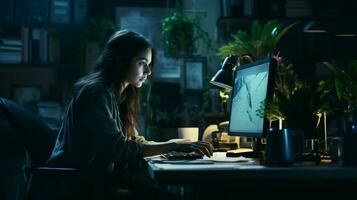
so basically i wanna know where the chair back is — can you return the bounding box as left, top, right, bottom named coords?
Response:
left=0, top=98, right=126, bottom=199
left=0, top=98, right=56, bottom=167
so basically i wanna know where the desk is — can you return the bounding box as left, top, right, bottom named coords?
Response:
left=148, top=158, right=357, bottom=200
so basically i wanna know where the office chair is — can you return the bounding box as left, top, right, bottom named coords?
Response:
left=0, top=98, right=117, bottom=200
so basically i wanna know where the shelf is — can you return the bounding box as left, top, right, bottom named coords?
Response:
left=220, top=0, right=357, bottom=21
left=0, top=63, right=78, bottom=69
left=0, top=22, right=84, bottom=29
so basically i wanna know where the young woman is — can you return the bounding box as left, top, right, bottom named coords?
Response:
left=45, top=30, right=212, bottom=199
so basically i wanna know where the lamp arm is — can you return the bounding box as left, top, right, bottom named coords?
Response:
left=235, top=54, right=255, bottom=71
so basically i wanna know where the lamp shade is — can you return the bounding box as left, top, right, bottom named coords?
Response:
left=210, top=56, right=238, bottom=89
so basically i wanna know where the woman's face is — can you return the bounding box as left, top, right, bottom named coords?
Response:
left=126, top=48, right=152, bottom=88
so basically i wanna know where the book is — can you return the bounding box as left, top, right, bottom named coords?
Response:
left=0, top=50, right=22, bottom=64
left=0, top=38, right=22, bottom=46
left=51, top=0, right=71, bottom=24
left=73, top=0, right=88, bottom=24
left=21, top=26, right=30, bottom=63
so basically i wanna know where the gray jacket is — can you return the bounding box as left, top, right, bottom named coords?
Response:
left=46, top=87, right=143, bottom=171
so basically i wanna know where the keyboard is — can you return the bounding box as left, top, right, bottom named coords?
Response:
left=161, top=151, right=203, bottom=160
left=226, top=151, right=259, bottom=158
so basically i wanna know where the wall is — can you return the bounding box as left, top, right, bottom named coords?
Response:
left=182, top=0, right=222, bottom=76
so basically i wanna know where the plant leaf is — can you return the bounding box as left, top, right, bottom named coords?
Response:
left=261, top=20, right=279, bottom=38
left=235, top=30, right=249, bottom=42
left=251, top=20, right=262, bottom=41
left=273, top=21, right=300, bottom=52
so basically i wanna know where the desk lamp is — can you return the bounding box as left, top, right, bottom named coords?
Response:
left=210, top=55, right=238, bottom=90
left=210, top=55, right=254, bottom=89
left=210, top=55, right=256, bottom=152
left=209, top=56, right=238, bottom=151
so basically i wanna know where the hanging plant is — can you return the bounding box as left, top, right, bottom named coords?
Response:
left=161, top=1, right=211, bottom=58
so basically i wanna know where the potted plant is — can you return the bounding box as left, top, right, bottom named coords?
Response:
left=256, top=56, right=306, bottom=127
left=322, top=59, right=357, bottom=166
left=161, top=1, right=211, bottom=58
left=218, top=20, right=299, bottom=60
left=322, top=59, right=357, bottom=116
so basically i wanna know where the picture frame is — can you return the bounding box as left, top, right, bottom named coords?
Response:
left=152, top=50, right=182, bottom=82
left=183, top=57, right=206, bottom=91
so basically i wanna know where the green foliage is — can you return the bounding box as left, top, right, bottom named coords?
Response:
left=218, top=20, right=299, bottom=60
left=258, top=58, right=357, bottom=130
left=161, top=12, right=211, bottom=57
left=315, top=78, right=339, bottom=114
left=257, top=95, right=284, bottom=121
left=274, top=62, right=303, bottom=100
left=83, top=17, right=118, bottom=41
left=322, top=59, right=357, bottom=112
left=256, top=60, right=309, bottom=122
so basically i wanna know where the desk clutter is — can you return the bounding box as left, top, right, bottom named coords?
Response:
left=161, top=151, right=203, bottom=160
left=147, top=152, right=254, bottom=164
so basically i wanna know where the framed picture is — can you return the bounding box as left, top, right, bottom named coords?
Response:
left=152, top=50, right=182, bottom=82
left=183, top=57, right=206, bottom=91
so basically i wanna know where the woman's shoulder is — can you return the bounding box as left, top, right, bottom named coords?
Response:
left=74, top=84, right=114, bottom=106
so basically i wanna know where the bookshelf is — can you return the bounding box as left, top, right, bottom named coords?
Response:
left=0, top=0, right=88, bottom=101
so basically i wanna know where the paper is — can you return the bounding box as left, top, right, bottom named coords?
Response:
left=152, top=163, right=240, bottom=170
left=156, top=160, right=214, bottom=164
left=203, top=152, right=253, bottom=163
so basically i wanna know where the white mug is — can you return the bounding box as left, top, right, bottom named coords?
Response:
left=178, top=127, right=199, bottom=141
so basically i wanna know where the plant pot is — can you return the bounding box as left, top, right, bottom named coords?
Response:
left=338, top=111, right=357, bottom=166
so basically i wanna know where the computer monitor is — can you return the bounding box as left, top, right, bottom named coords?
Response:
left=228, top=57, right=276, bottom=137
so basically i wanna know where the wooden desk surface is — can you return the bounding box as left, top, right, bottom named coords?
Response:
left=148, top=155, right=357, bottom=200
left=148, top=157, right=357, bottom=185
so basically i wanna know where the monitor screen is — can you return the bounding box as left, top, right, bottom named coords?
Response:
left=228, top=58, right=276, bottom=137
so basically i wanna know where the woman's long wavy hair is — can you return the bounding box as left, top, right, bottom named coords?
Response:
left=72, top=30, right=155, bottom=137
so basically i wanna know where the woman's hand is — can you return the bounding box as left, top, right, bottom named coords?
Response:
left=175, top=140, right=213, bottom=157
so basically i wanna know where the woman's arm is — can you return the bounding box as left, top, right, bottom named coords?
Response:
left=142, top=140, right=213, bottom=157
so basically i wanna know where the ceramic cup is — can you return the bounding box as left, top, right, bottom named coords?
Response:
left=178, top=127, right=199, bottom=141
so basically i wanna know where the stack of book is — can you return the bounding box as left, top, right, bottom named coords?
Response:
left=0, top=38, right=22, bottom=64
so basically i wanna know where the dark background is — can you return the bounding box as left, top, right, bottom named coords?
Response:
left=1, top=1, right=357, bottom=199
